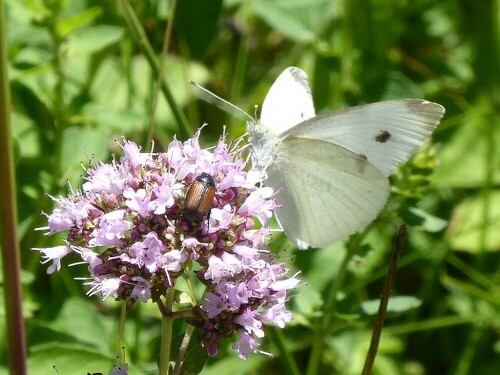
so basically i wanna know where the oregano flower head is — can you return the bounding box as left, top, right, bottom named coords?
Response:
left=34, top=128, right=300, bottom=359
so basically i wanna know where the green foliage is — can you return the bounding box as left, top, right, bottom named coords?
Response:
left=448, top=191, right=500, bottom=252
left=361, top=296, right=422, bottom=316
left=3, top=0, right=499, bottom=374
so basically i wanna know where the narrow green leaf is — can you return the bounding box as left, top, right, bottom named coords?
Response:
left=56, top=6, right=103, bottom=39
left=361, top=296, right=422, bottom=315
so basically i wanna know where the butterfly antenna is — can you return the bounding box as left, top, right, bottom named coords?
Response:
left=189, top=80, right=254, bottom=121
left=253, top=104, right=259, bottom=118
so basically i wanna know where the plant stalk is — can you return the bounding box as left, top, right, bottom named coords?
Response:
left=159, top=287, right=176, bottom=375
left=0, top=1, right=27, bottom=373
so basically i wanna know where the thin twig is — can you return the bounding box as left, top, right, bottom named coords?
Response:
left=362, top=225, right=407, bottom=375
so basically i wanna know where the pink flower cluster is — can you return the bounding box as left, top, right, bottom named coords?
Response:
left=34, top=129, right=300, bottom=358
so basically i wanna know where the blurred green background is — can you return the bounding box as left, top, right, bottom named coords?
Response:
left=1, top=0, right=499, bottom=374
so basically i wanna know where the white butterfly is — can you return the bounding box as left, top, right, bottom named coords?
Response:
left=247, top=67, right=445, bottom=249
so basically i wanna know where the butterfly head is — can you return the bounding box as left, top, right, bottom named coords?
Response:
left=246, top=119, right=282, bottom=171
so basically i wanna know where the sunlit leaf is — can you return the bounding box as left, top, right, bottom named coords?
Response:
left=447, top=190, right=500, bottom=253
left=433, top=101, right=500, bottom=188
left=361, top=296, right=422, bottom=315
left=45, top=298, right=112, bottom=353
left=66, top=25, right=124, bottom=56
left=293, top=285, right=323, bottom=317
left=56, top=6, right=103, bottom=39
left=28, top=344, right=142, bottom=375
left=61, top=126, right=111, bottom=186
left=81, top=103, right=147, bottom=134
left=253, top=0, right=335, bottom=42
left=402, top=207, right=448, bottom=233
left=11, top=112, right=39, bottom=158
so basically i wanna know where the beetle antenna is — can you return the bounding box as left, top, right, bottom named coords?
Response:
left=189, top=80, right=254, bottom=121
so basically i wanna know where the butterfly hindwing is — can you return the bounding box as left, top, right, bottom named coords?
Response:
left=267, top=137, right=390, bottom=248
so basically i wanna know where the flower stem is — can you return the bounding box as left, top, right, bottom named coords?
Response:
left=159, top=287, right=176, bottom=375
left=0, top=1, right=27, bottom=373
left=115, top=303, right=127, bottom=356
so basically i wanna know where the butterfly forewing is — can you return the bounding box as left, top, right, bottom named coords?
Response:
left=284, top=100, right=445, bottom=177
left=260, top=67, right=316, bottom=136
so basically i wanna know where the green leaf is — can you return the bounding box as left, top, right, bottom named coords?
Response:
left=56, top=6, right=103, bottom=39
left=89, top=55, right=209, bottom=141
left=401, top=207, right=448, bottom=233
left=444, top=276, right=500, bottom=307
left=293, top=285, right=323, bottom=317
left=81, top=103, right=148, bottom=134
left=61, top=125, right=111, bottom=187
left=45, top=298, right=112, bottom=353
left=12, top=46, right=52, bottom=66
left=253, top=0, right=335, bottom=42
left=5, top=1, right=44, bottom=45
left=28, top=343, right=143, bottom=375
left=361, top=296, right=422, bottom=315
left=381, top=72, right=424, bottom=100
left=447, top=190, right=500, bottom=253
left=66, top=25, right=124, bottom=56
left=174, top=329, right=209, bottom=375
left=432, top=101, right=500, bottom=188
left=11, top=112, right=40, bottom=158
left=294, top=242, right=346, bottom=292
left=28, top=344, right=113, bottom=375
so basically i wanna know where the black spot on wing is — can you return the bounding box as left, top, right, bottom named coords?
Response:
left=375, top=130, right=391, bottom=143
left=359, top=153, right=367, bottom=160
